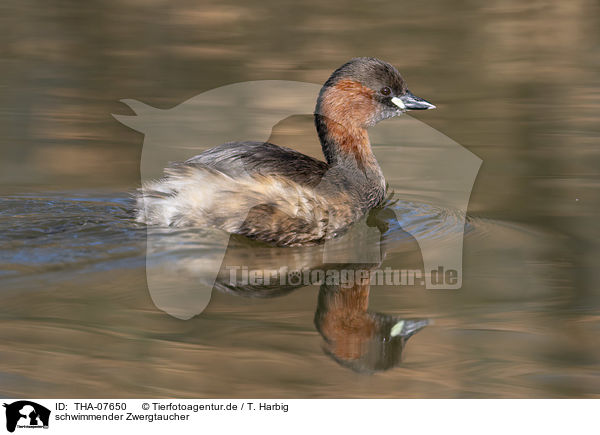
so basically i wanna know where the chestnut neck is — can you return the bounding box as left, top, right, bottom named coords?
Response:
left=314, top=113, right=386, bottom=207
left=318, top=111, right=383, bottom=167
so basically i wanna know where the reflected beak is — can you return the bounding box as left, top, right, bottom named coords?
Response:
left=391, top=91, right=436, bottom=111
left=390, top=319, right=430, bottom=338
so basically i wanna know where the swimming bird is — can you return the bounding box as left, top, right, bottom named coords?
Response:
left=135, top=57, right=435, bottom=246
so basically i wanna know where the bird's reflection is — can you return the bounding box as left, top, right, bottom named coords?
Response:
left=315, top=277, right=429, bottom=373
left=210, top=204, right=430, bottom=373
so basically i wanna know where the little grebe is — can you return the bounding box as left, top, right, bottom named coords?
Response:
left=136, top=57, right=435, bottom=246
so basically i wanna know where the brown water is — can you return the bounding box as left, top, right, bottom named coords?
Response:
left=1, top=0, right=600, bottom=398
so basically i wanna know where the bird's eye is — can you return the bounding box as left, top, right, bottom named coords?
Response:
left=380, top=87, right=391, bottom=96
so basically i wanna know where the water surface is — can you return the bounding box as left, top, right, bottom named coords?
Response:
left=1, top=0, right=599, bottom=398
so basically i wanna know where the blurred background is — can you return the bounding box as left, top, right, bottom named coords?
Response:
left=1, top=0, right=599, bottom=397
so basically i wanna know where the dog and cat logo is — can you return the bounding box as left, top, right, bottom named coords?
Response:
left=3, top=401, right=50, bottom=432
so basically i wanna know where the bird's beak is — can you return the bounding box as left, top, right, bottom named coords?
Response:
left=391, top=90, right=436, bottom=111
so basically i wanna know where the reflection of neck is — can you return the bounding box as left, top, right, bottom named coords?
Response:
left=318, top=281, right=375, bottom=359
left=330, top=282, right=371, bottom=313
